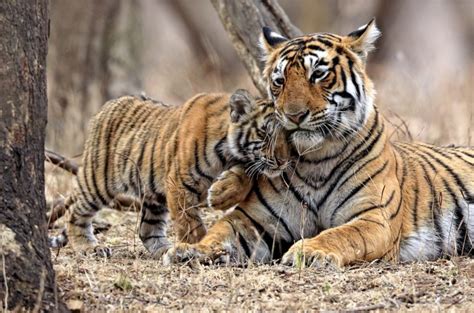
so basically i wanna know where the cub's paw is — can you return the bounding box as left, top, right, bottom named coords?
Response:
left=281, top=240, right=342, bottom=269
left=71, top=243, right=112, bottom=258
left=93, top=244, right=112, bottom=258
left=208, top=170, right=247, bottom=211
left=141, top=236, right=171, bottom=258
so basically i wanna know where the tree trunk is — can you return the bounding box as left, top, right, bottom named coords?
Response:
left=0, top=1, right=66, bottom=311
left=47, top=0, right=143, bottom=155
left=210, top=0, right=301, bottom=95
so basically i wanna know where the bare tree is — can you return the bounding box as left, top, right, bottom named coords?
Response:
left=0, top=0, right=66, bottom=311
left=47, top=0, right=143, bottom=155
left=210, top=0, right=301, bottom=95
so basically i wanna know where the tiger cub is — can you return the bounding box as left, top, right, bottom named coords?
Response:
left=61, top=89, right=289, bottom=256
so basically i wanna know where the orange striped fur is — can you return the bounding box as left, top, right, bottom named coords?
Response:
left=57, top=90, right=289, bottom=256
left=164, top=20, right=473, bottom=267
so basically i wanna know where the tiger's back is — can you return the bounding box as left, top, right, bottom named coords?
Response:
left=394, top=142, right=474, bottom=260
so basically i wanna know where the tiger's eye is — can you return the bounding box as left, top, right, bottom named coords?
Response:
left=274, top=77, right=284, bottom=86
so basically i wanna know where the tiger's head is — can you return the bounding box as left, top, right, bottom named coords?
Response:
left=227, top=89, right=290, bottom=178
left=260, top=19, right=381, bottom=154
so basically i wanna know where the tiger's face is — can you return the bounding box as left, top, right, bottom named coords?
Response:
left=228, top=89, right=290, bottom=178
left=261, top=19, right=380, bottom=154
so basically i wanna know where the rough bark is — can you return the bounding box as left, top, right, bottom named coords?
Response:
left=210, top=0, right=301, bottom=95
left=0, top=0, right=66, bottom=311
left=47, top=0, right=143, bottom=154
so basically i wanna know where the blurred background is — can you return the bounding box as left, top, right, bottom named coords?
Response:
left=46, top=0, right=473, bottom=156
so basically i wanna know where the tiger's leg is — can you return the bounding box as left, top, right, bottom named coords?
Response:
left=207, top=164, right=253, bottom=211
left=282, top=212, right=397, bottom=268
left=66, top=190, right=111, bottom=257
left=139, top=199, right=171, bottom=256
left=165, top=167, right=207, bottom=244
left=163, top=208, right=273, bottom=265
left=167, top=191, right=207, bottom=244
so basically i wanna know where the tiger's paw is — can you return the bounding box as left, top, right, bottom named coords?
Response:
left=92, top=244, right=112, bottom=258
left=207, top=170, right=247, bottom=211
left=281, top=240, right=342, bottom=269
left=162, top=243, right=206, bottom=265
left=162, top=243, right=229, bottom=266
left=71, top=242, right=112, bottom=258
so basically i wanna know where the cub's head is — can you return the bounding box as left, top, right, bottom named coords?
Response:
left=227, top=89, right=290, bottom=177
left=260, top=19, right=380, bottom=154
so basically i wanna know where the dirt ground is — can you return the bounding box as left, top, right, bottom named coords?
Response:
left=48, top=204, right=474, bottom=312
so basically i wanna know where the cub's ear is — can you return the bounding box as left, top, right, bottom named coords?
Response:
left=260, top=26, right=288, bottom=55
left=229, top=89, right=256, bottom=123
left=345, top=18, right=381, bottom=62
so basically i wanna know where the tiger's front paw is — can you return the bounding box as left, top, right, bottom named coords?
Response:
left=163, top=243, right=207, bottom=265
left=207, top=170, right=248, bottom=211
left=281, top=240, right=342, bottom=269
left=162, top=243, right=229, bottom=266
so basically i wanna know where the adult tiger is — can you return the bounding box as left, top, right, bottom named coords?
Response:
left=164, top=19, right=473, bottom=267
left=58, top=90, right=290, bottom=256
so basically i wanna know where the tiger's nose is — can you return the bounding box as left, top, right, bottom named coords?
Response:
left=285, top=110, right=309, bottom=124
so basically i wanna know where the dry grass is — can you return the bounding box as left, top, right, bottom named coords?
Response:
left=46, top=166, right=474, bottom=312
left=49, top=207, right=474, bottom=312
left=45, top=63, right=473, bottom=311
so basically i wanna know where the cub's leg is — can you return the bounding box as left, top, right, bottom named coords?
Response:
left=165, top=180, right=207, bottom=244
left=66, top=191, right=111, bottom=257
left=139, top=198, right=171, bottom=256
left=282, top=212, right=397, bottom=268
left=163, top=209, right=273, bottom=265
left=207, top=165, right=253, bottom=211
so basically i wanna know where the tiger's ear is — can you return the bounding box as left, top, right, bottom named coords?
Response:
left=345, top=18, right=381, bottom=62
left=260, top=26, right=288, bottom=55
left=229, top=89, right=257, bottom=123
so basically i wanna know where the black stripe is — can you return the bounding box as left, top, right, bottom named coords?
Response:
left=90, top=115, right=109, bottom=205
left=77, top=173, right=100, bottom=212
left=348, top=190, right=396, bottom=222
left=141, top=218, right=166, bottom=226
left=317, top=113, right=383, bottom=208
left=450, top=151, right=474, bottom=166
left=330, top=161, right=389, bottom=226
left=400, top=144, right=472, bottom=201
left=146, top=201, right=167, bottom=215
left=347, top=58, right=363, bottom=100
left=238, top=234, right=252, bottom=258
left=358, top=217, right=385, bottom=228
left=214, top=136, right=228, bottom=166
left=317, top=38, right=333, bottom=47
left=337, top=153, right=380, bottom=188
left=182, top=181, right=200, bottom=196
left=235, top=207, right=288, bottom=259
left=253, top=184, right=293, bottom=239
left=102, top=104, right=123, bottom=200
left=281, top=172, right=318, bottom=217
left=305, top=44, right=325, bottom=52
left=194, top=141, right=213, bottom=181
left=141, top=235, right=166, bottom=241
left=148, top=130, right=160, bottom=195
left=439, top=176, right=471, bottom=255
left=414, top=155, right=444, bottom=249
